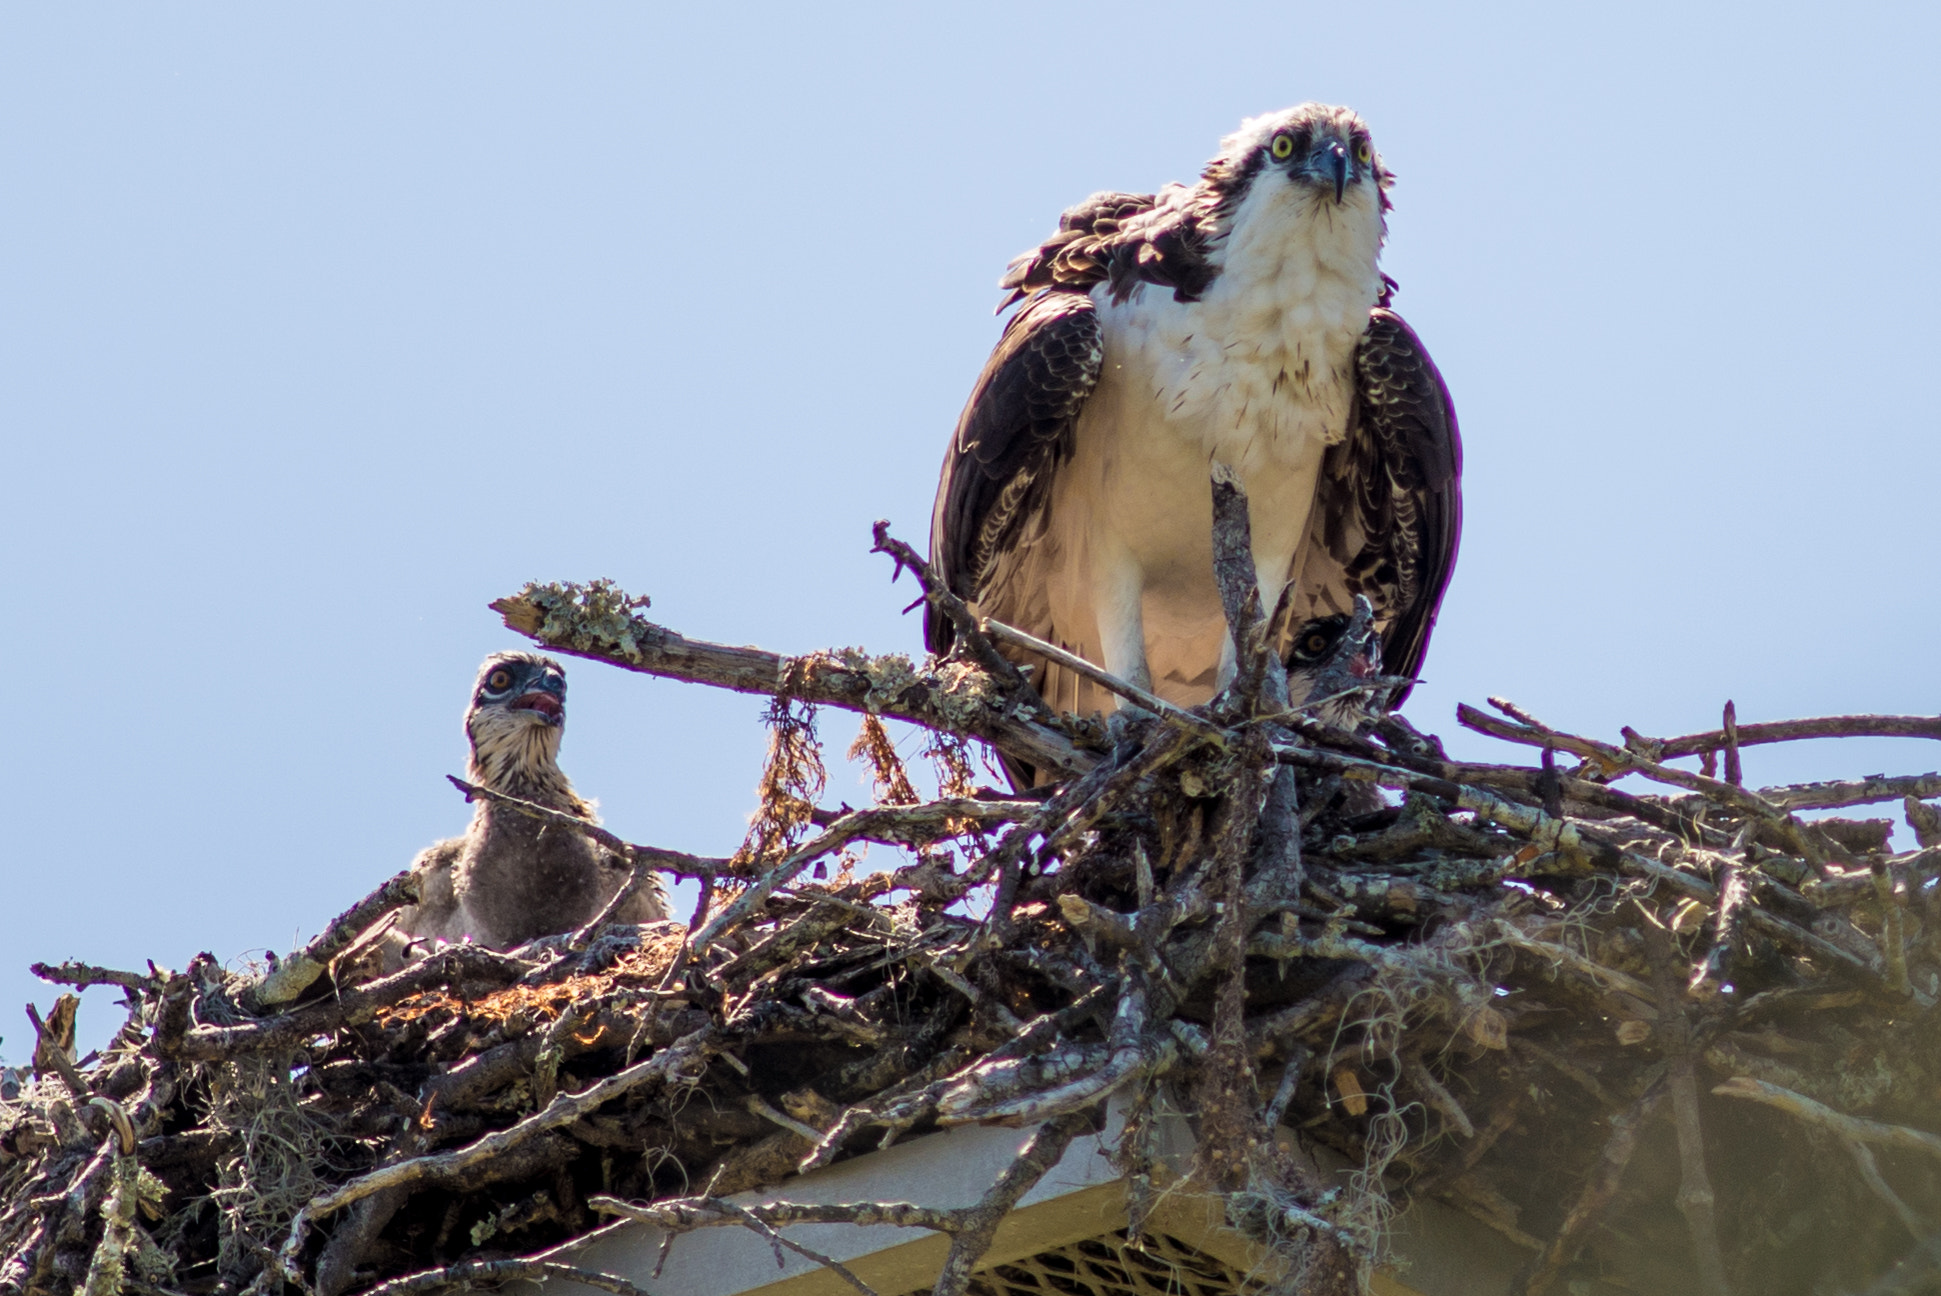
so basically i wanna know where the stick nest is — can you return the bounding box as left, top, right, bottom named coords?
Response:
left=7, top=555, right=1941, bottom=1296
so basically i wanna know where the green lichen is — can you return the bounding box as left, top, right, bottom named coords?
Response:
left=511, top=579, right=659, bottom=662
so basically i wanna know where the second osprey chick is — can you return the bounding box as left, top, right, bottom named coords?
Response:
left=392, top=652, right=668, bottom=957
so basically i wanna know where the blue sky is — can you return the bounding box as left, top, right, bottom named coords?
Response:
left=3, top=4, right=1937, bottom=1053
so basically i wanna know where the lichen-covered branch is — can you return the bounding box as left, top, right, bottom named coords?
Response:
left=493, top=579, right=1094, bottom=776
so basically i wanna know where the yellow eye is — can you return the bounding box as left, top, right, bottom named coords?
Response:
left=1270, top=134, right=1295, bottom=161
left=1354, top=140, right=1372, bottom=164
left=487, top=669, right=513, bottom=691
left=1304, top=634, right=1328, bottom=655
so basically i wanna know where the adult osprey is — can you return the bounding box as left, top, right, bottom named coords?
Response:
left=928, top=104, right=1461, bottom=725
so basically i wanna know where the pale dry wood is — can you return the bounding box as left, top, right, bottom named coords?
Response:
left=1648, top=713, right=1941, bottom=760
left=248, top=869, right=423, bottom=1008
left=1712, top=1076, right=1941, bottom=1161
left=981, top=617, right=1224, bottom=740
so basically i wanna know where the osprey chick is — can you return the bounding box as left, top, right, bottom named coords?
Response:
left=1286, top=603, right=1390, bottom=730
left=391, top=652, right=668, bottom=959
left=930, top=104, right=1461, bottom=733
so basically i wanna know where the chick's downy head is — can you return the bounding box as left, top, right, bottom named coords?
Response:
left=464, top=651, right=574, bottom=799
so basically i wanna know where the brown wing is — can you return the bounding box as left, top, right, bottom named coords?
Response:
left=999, top=186, right=1219, bottom=308
left=1282, top=308, right=1462, bottom=705
left=926, top=287, right=1102, bottom=655
left=931, top=185, right=1229, bottom=659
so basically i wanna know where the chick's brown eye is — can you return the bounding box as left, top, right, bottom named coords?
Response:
left=1270, top=134, right=1295, bottom=161
left=487, top=670, right=513, bottom=691
left=1355, top=140, right=1371, bottom=164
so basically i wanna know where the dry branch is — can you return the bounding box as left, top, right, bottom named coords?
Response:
left=1711, top=1077, right=1941, bottom=1161
left=1650, top=713, right=1941, bottom=759
left=493, top=579, right=1094, bottom=777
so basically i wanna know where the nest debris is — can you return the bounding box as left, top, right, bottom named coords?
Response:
left=6, top=499, right=1941, bottom=1296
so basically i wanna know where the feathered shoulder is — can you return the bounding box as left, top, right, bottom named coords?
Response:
left=998, top=186, right=1220, bottom=308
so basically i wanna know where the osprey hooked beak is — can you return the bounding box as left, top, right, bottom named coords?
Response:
left=1321, top=137, right=1350, bottom=204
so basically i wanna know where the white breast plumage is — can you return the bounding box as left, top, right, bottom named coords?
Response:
left=1093, top=178, right=1385, bottom=477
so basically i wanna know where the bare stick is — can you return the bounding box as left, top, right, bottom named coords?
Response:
left=981, top=618, right=1224, bottom=740
left=25, top=1001, right=90, bottom=1103
left=448, top=776, right=735, bottom=879
left=1722, top=700, right=1742, bottom=787
left=1403, top=1051, right=1476, bottom=1140
left=1712, top=1076, right=1941, bottom=1161
left=1517, top=1085, right=1667, bottom=1296
left=29, top=963, right=157, bottom=995
left=1208, top=464, right=1290, bottom=714
left=871, top=520, right=1048, bottom=721
left=166, top=945, right=531, bottom=1060
left=277, top=1025, right=726, bottom=1286
left=1689, top=843, right=1750, bottom=999
left=1844, top=1138, right=1928, bottom=1241
left=590, top=1195, right=963, bottom=1235
left=1760, top=772, right=1941, bottom=812
left=1650, top=713, right=1941, bottom=760
left=1649, top=930, right=1731, bottom=1296
left=1273, top=743, right=1900, bottom=993
left=1459, top=704, right=1802, bottom=832
left=933, top=1112, right=1092, bottom=1296
left=691, top=798, right=1030, bottom=951
left=248, top=870, right=423, bottom=1009
left=359, top=1259, right=657, bottom=1296
left=719, top=1201, right=881, bottom=1296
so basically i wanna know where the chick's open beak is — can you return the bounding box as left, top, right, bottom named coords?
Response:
left=509, top=689, right=564, bottom=724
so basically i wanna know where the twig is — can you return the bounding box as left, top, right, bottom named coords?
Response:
left=25, top=1002, right=89, bottom=1103
left=1760, top=772, right=1941, bottom=812
left=1689, top=839, right=1751, bottom=999
left=359, top=1259, right=656, bottom=1296
left=589, top=1194, right=962, bottom=1236
left=1711, top=1076, right=1941, bottom=1162
left=248, top=870, right=424, bottom=1009
left=1844, top=1138, right=1928, bottom=1241
left=29, top=963, right=158, bottom=995
left=1458, top=704, right=1811, bottom=848
left=1494, top=921, right=1657, bottom=1004
left=570, top=855, right=664, bottom=952
left=278, top=1025, right=725, bottom=1286
left=1648, top=929, right=1731, bottom=1296
left=870, top=520, right=1049, bottom=725
left=1402, top=1052, right=1475, bottom=1140
left=980, top=618, right=1224, bottom=741
left=1873, top=858, right=1910, bottom=996
left=448, top=776, right=735, bottom=880
left=165, top=945, right=531, bottom=1060
left=1207, top=464, right=1290, bottom=714
left=692, top=798, right=1027, bottom=951
left=1263, top=1044, right=1309, bottom=1131
left=933, top=1112, right=1093, bottom=1296
left=1648, top=713, right=1941, bottom=761
left=1721, top=700, right=1743, bottom=788
left=719, top=1200, right=881, bottom=1296
left=1274, top=743, right=1903, bottom=993
left=1517, top=1085, right=1667, bottom=1296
